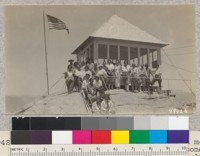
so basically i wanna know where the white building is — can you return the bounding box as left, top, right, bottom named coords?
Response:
left=72, top=15, right=168, bottom=68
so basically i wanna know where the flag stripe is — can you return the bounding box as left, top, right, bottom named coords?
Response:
left=46, top=14, right=69, bottom=34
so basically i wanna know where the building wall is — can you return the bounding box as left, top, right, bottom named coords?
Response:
left=76, top=37, right=162, bottom=68
left=94, top=37, right=162, bottom=68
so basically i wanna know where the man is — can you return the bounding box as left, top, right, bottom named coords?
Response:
left=83, top=65, right=92, bottom=80
left=93, top=75, right=105, bottom=98
left=82, top=73, right=90, bottom=91
left=151, top=64, right=162, bottom=93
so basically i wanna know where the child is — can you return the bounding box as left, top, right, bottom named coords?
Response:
left=100, top=94, right=114, bottom=114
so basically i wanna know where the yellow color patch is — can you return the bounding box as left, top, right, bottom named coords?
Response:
left=111, top=131, right=129, bottom=144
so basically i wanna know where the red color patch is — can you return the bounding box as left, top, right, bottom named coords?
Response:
left=92, top=130, right=111, bottom=144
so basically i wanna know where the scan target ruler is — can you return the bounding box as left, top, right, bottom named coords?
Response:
left=1, top=116, right=199, bottom=156
left=0, top=134, right=200, bottom=156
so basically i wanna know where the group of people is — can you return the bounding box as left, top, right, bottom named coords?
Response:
left=64, top=58, right=162, bottom=113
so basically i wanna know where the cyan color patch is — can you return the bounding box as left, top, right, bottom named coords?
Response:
left=150, top=130, right=167, bottom=144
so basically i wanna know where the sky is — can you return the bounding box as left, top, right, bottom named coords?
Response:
left=5, top=5, right=196, bottom=96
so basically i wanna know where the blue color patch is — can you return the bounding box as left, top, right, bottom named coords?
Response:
left=150, top=130, right=167, bottom=144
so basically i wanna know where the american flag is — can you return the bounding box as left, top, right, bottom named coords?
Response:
left=46, top=14, right=69, bottom=34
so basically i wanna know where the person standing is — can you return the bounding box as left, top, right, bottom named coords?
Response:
left=138, top=64, right=148, bottom=92
left=151, top=64, right=162, bottom=93
left=122, top=60, right=131, bottom=91
left=97, top=65, right=108, bottom=90
left=114, top=60, right=122, bottom=89
left=64, top=65, right=74, bottom=94
left=74, top=64, right=84, bottom=92
left=145, top=64, right=153, bottom=92
left=130, top=63, right=139, bottom=92
left=106, top=59, right=115, bottom=89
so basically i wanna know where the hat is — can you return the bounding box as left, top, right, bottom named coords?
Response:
left=85, top=71, right=91, bottom=76
left=68, top=59, right=74, bottom=63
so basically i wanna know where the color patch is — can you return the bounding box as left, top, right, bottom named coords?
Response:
left=130, top=130, right=150, bottom=144
left=169, top=116, right=189, bottom=130
left=11, top=131, right=31, bottom=144
left=111, top=131, right=129, bottom=144
left=31, top=131, right=52, bottom=144
left=150, top=116, right=169, bottom=130
left=92, top=130, right=111, bottom=144
left=150, top=130, right=167, bottom=144
left=99, top=117, right=117, bottom=130
left=116, top=117, right=134, bottom=130
left=134, top=117, right=151, bottom=130
left=12, top=117, right=30, bottom=130
left=64, top=117, right=81, bottom=130
left=168, top=130, right=189, bottom=143
left=73, top=130, right=91, bottom=144
left=52, top=131, right=72, bottom=144
left=81, top=117, right=99, bottom=130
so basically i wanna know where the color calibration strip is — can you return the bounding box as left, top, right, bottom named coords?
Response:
left=11, top=116, right=189, bottom=145
left=12, top=116, right=189, bottom=130
left=11, top=130, right=189, bottom=145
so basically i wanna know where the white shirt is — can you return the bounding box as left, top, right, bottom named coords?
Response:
left=122, top=65, right=131, bottom=72
left=155, top=67, right=162, bottom=76
left=83, top=70, right=92, bottom=78
left=93, top=80, right=103, bottom=88
left=106, top=64, right=115, bottom=71
left=82, top=79, right=89, bottom=90
left=74, top=69, right=83, bottom=78
left=97, top=69, right=107, bottom=77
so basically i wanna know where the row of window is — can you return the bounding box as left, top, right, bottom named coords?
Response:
left=79, top=44, right=159, bottom=67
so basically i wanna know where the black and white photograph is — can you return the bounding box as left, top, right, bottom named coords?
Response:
left=5, top=5, right=196, bottom=115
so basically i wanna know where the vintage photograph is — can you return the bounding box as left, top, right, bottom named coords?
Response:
left=5, top=5, right=196, bottom=115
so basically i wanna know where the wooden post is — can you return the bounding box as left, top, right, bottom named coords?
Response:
left=117, top=45, right=120, bottom=61
left=128, top=47, right=130, bottom=65
left=157, top=48, right=161, bottom=65
left=93, top=40, right=98, bottom=63
left=138, top=48, right=140, bottom=66
left=107, top=44, right=109, bottom=60
left=147, top=48, right=150, bottom=66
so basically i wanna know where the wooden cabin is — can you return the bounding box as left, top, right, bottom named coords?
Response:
left=72, top=15, right=168, bottom=68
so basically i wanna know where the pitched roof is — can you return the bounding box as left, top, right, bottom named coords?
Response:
left=91, top=15, right=167, bottom=45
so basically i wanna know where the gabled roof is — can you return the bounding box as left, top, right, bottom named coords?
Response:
left=91, top=15, right=167, bottom=45
left=72, top=15, right=168, bottom=54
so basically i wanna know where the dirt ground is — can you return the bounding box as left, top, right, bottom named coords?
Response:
left=13, top=89, right=195, bottom=115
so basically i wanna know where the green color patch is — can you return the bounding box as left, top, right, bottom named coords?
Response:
left=129, top=130, right=150, bottom=144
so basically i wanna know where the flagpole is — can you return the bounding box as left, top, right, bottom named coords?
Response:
left=43, top=11, right=50, bottom=96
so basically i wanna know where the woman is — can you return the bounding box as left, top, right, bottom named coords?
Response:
left=138, top=64, right=148, bottom=92
left=115, top=60, right=122, bottom=89
left=106, top=59, right=115, bottom=89
left=74, top=64, right=83, bottom=92
left=122, top=60, right=131, bottom=91
left=130, top=64, right=139, bottom=92
left=64, top=65, right=74, bottom=94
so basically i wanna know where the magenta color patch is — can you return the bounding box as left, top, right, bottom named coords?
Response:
left=73, top=130, right=91, bottom=144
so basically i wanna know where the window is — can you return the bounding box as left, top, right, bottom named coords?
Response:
left=130, top=47, right=138, bottom=65
left=109, top=45, right=118, bottom=60
left=140, top=48, right=148, bottom=65
left=120, top=46, right=128, bottom=61
left=98, top=44, right=107, bottom=59
left=90, top=44, right=94, bottom=60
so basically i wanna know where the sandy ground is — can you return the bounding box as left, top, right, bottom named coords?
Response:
left=110, top=89, right=195, bottom=115
left=17, top=92, right=89, bottom=115
left=12, top=89, right=195, bottom=115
